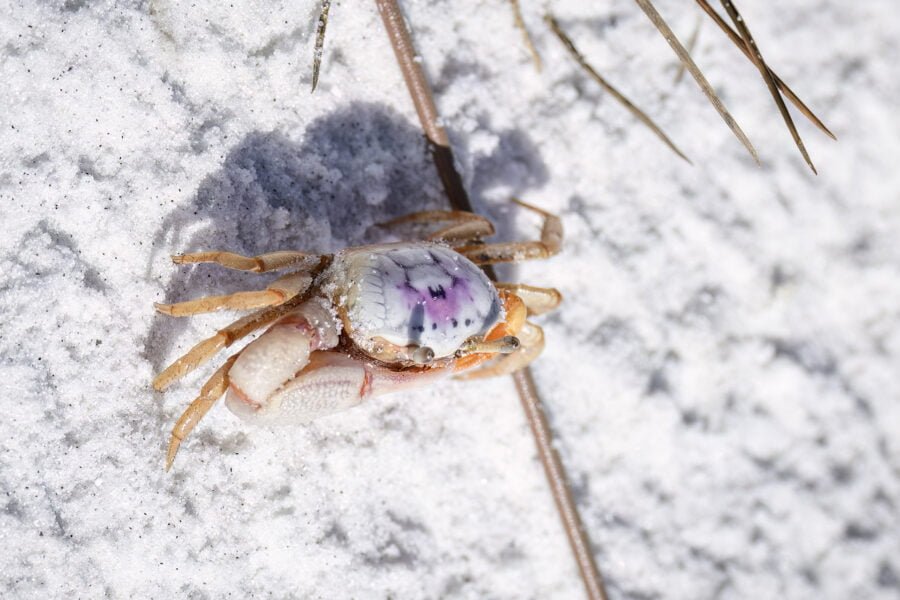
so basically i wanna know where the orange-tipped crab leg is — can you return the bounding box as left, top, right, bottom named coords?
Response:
left=152, top=297, right=307, bottom=391
left=457, top=198, right=562, bottom=265
left=165, top=355, right=238, bottom=471
left=172, top=250, right=324, bottom=273
left=166, top=299, right=343, bottom=469
left=154, top=272, right=312, bottom=317
left=495, top=283, right=562, bottom=316
left=379, top=210, right=496, bottom=244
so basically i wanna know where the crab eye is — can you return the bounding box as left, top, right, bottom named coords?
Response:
left=458, top=335, right=521, bottom=356
left=412, top=346, right=435, bottom=365
left=498, top=336, right=520, bottom=354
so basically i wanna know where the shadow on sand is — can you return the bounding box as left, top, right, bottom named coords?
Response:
left=144, top=101, right=548, bottom=374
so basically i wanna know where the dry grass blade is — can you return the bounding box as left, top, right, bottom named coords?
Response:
left=695, top=0, right=836, bottom=141
left=513, top=368, right=610, bottom=600
left=632, top=0, right=759, bottom=163
left=376, top=2, right=610, bottom=598
left=311, top=0, right=332, bottom=93
left=674, top=16, right=702, bottom=85
left=510, top=0, right=542, bottom=72
left=718, top=0, right=817, bottom=174
left=545, top=13, right=692, bottom=165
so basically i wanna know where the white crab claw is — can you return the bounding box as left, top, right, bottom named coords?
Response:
left=227, top=323, right=313, bottom=409
left=225, top=297, right=349, bottom=424
left=226, top=352, right=368, bottom=425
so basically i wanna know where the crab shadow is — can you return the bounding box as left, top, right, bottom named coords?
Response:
left=144, top=101, right=548, bottom=373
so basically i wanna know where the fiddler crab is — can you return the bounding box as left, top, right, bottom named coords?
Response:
left=153, top=200, right=562, bottom=470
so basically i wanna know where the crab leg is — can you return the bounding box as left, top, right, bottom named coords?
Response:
left=380, top=210, right=495, bottom=244
left=456, top=321, right=545, bottom=380
left=152, top=296, right=306, bottom=391
left=165, top=355, right=238, bottom=471
left=457, top=198, right=562, bottom=265
left=154, top=272, right=312, bottom=317
left=172, top=250, right=323, bottom=273
left=495, top=283, right=562, bottom=316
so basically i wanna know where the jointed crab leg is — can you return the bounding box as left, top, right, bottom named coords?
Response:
left=154, top=272, right=313, bottom=317
left=165, top=355, right=238, bottom=471
left=458, top=198, right=562, bottom=265
left=152, top=296, right=306, bottom=391
left=495, top=283, right=562, bottom=316
left=456, top=321, right=545, bottom=380
left=380, top=210, right=495, bottom=244
left=172, top=250, right=323, bottom=274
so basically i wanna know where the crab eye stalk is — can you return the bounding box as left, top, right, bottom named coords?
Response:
left=458, top=335, right=520, bottom=356
left=497, top=336, right=520, bottom=354
left=412, top=346, right=435, bottom=365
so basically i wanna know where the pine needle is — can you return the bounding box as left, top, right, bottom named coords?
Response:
left=695, top=0, right=835, bottom=141
left=311, top=0, right=332, bottom=93
left=673, top=16, right=702, bottom=86
left=717, top=1, right=817, bottom=173
left=632, top=0, right=759, bottom=163
left=545, top=13, right=692, bottom=165
left=510, top=0, right=542, bottom=72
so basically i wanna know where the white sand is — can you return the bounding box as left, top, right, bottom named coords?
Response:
left=1, top=1, right=898, bottom=598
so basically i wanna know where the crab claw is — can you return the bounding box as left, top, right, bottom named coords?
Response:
left=226, top=346, right=457, bottom=425
left=224, top=298, right=351, bottom=424
left=226, top=352, right=368, bottom=424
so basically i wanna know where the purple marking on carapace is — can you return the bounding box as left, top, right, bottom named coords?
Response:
left=341, top=242, right=502, bottom=358
left=397, top=276, right=474, bottom=325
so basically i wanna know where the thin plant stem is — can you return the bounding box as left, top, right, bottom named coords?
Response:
left=510, top=0, right=542, bottom=71
left=374, top=0, right=470, bottom=212
left=695, top=0, right=835, bottom=140
left=311, top=0, right=331, bottom=92
left=546, top=13, right=691, bottom=165
left=513, top=367, right=609, bottom=600
left=717, top=0, right=817, bottom=174
left=374, top=1, right=609, bottom=598
left=632, top=0, right=759, bottom=163
left=674, top=15, right=702, bottom=85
